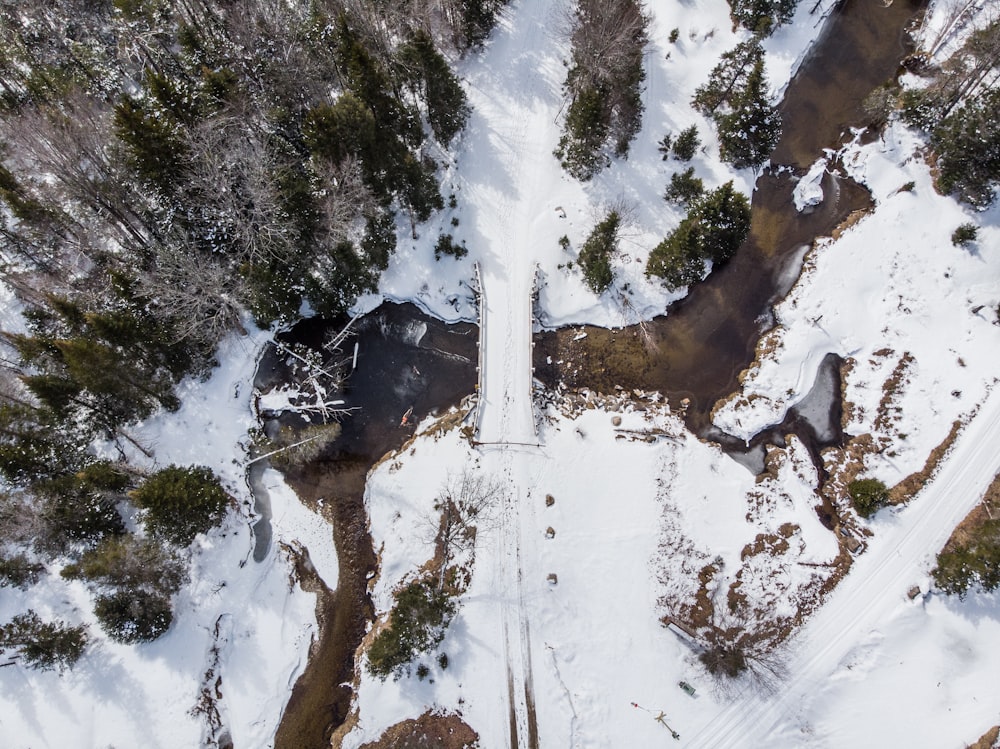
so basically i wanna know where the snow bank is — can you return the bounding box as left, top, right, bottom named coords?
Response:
left=793, top=157, right=827, bottom=211
left=0, top=326, right=328, bottom=749
left=714, top=124, right=1000, bottom=489
left=371, top=0, right=841, bottom=331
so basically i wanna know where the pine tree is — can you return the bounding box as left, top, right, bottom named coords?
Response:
left=715, top=59, right=781, bottom=170
left=692, top=181, right=752, bottom=263
left=647, top=182, right=750, bottom=289
left=578, top=211, right=620, bottom=294
left=113, top=97, right=189, bottom=195
left=130, top=465, right=231, bottom=546
left=664, top=167, right=705, bottom=206
left=672, top=125, right=701, bottom=161
left=931, top=87, right=1000, bottom=208
left=0, top=611, right=88, bottom=671
left=398, top=30, right=471, bottom=145
left=94, top=589, right=172, bottom=643
left=62, top=535, right=186, bottom=596
left=692, top=40, right=764, bottom=115
left=555, top=84, right=611, bottom=180
left=0, top=554, right=44, bottom=589
left=556, top=0, right=648, bottom=180
left=727, top=0, right=799, bottom=34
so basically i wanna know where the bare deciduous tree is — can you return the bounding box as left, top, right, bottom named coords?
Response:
left=432, top=469, right=503, bottom=587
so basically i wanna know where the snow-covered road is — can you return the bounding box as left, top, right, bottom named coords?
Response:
left=458, top=1, right=567, bottom=745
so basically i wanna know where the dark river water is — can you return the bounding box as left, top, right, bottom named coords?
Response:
left=264, top=0, right=927, bottom=745
left=255, top=302, right=477, bottom=749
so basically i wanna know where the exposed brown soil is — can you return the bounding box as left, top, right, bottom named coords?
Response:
left=888, top=420, right=962, bottom=505
left=357, top=711, right=480, bottom=749
left=968, top=725, right=1000, bottom=749
left=941, top=472, right=1000, bottom=554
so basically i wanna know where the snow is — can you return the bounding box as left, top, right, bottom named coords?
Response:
left=4, top=0, right=1000, bottom=747
left=0, top=326, right=330, bottom=748
left=346, top=0, right=1000, bottom=746
left=793, top=157, right=827, bottom=211
left=713, top=123, right=1000, bottom=494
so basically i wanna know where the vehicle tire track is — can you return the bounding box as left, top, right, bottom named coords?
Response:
left=688, top=389, right=1000, bottom=748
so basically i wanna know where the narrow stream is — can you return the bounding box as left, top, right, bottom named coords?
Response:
left=535, top=0, right=925, bottom=449
left=265, top=1, right=926, bottom=745
left=256, top=302, right=477, bottom=749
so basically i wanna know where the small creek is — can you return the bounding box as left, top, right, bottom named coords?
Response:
left=263, top=0, right=926, bottom=745
left=254, top=302, right=477, bottom=749
left=535, top=0, right=925, bottom=458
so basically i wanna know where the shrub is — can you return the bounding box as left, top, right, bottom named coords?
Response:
left=848, top=478, right=889, bottom=518
left=0, top=610, right=88, bottom=671
left=434, top=234, right=468, bottom=261
left=951, top=223, right=979, bottom=247
left=130, top=465, right=230, bottom=546
left=578, top=211, right=621, bottom=294
left=658, top=133, right=673, bottom=160
left=672, top=125, right=700, bottom=161
left=700, top=643, right=747, bottom=677
left=94, top=588, right=173, bottom=643
left=367, top=579, right=456, bottom=680
left=932, top=517, right=1000, bottom=597
left=664, top=167, right=705, bottom=206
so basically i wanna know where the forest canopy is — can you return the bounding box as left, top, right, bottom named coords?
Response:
left=0, top=0, right=493, bottom=656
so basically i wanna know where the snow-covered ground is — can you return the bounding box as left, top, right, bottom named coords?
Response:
left=346, top=0, right=1000, bottom=747
left=0, top=329, right=335, bottom=747
left=4, top=0, right=1000, bottom=746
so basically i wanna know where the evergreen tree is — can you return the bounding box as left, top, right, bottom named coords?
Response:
left=692, top=40, right=764, bottom=116
left=0, top=553, right=44, bottom=589
left=398, top=30, right=471, bottom=145
left=578, top=211, right=621, bottom=294
left=305, top=95, right=377, bottom=162
left=672, top=125, right=701, bottom=161
left=555, top=84, right=610, bottom=181
left=664, top=167, right=705, bottom=206
left=113, top=97, right=189, bottom=195
left=727, top=0, right=799, bottom=34
left=0, top=611, right=88, bottom=671
left=931, top=87, right=1000, bottom=208
left=715, top=59, right=781, bottom=170
left=694, top=181, right=752, bottom=262
left=456, top=0, right=508, bottom=48
left=367, top=579, right=457, bottom=680
left=94, top=588, right=172, bottom=643
left=36, top=479, right=126, bottom=552
left=556, top=0, right=648, bottom=180
left=334, top=14, right=420, bottom=145
left=932, top=516, right=1000, bottom=597
left=847, top=478, right=889, bottom=518
left=130, top=465, right=231, bottom=546
left=647, top=182, right=750, bottom=289
left=62, top=535, right=186, bottom=596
